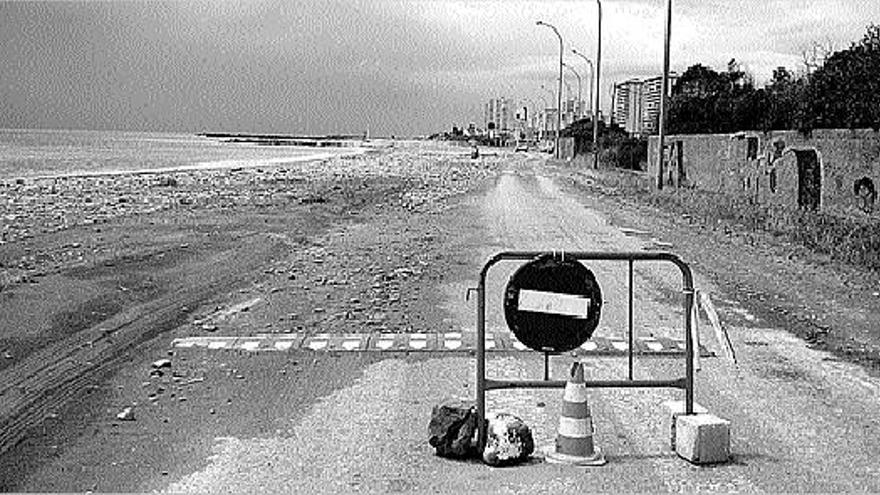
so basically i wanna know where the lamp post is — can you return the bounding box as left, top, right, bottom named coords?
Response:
left=656, top=0, right=673, bottom=189
left=537, top=20, right=564, bottom=159
left=593, top=0, right=602, bottom=169
left=562, top=62, right=582, bottom=119
left=571, top=49, right=594, bottom=120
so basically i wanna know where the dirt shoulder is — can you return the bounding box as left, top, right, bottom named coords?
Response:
left=549, top=162, right=880, bottom=374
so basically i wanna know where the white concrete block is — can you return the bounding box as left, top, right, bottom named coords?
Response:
left=662, top=400, right=707, bottom=450
left=675, top=413, right=730, bottom=465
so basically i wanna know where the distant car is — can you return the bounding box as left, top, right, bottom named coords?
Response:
left=514, top=143, right=529, bottom=152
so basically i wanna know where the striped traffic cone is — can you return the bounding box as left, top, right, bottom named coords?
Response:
left=544, top=361, right=607, bottom=466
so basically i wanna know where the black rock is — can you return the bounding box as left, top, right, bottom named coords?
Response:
left=428, top=400, right=478, bottom=459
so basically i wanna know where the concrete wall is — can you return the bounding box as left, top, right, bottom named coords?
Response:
left=648, top=129, right=880, bottom=216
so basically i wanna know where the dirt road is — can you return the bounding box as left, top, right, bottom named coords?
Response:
left=5, top=147, right=880, bottom=492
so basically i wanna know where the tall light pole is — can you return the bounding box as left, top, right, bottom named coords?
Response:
left=562, top=63, right=582, bottom=119
left=656, top=0, right=673, bottom=189
left=571, top=49, right=594, bottom=120
left=537, top=20, right=564, bottom=159
left=593, top=0, right=602, bottom=169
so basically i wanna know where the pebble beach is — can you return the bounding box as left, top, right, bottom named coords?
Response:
left=0, top=140, right=495, bottom=288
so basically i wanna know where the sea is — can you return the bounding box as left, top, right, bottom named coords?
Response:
left=0, top=128, right=350, bottom=180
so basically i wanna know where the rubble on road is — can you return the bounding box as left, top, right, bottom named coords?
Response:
left=116, top=407, right=135, bottom=421
left=482, top=412, right=534, bottom=467
left=428, top=400, right=478, bottom=459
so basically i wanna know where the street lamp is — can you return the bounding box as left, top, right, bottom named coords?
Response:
left=593, top=0, right=602, bottom=169
left=536, top=20, right=564, bottom=159
left=571, top=48, right=594, bottom=120
left=562, top=62, right=582, bottom=119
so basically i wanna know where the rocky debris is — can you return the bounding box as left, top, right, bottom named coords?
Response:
left=482, top=412, right=535, bottom=467
left=0, top=144, right=499, bottom=289
left=151, top=359, right=172, bottom=369
left=116, top=406, right=135, bottom=421
left=150, top=359, right=172, bottom=377
left=428, top=400, right=478, bottom=459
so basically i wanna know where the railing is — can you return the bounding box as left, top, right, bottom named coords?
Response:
left=475, top=251, right=696, bottom=450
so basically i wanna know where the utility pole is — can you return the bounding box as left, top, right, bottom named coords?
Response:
left=593, top=0, right=602, bottom=169
left=656, top=0, right=672, bottom=189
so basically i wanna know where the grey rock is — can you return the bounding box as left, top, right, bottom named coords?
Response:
left=116, top=407, right=135, bottom=421
left=151, top=359, right=172, bottom=369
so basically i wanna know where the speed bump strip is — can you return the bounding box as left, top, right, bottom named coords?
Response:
left=172, top=333, right=712, bottom=356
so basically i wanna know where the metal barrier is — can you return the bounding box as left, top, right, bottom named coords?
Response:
left=475, top=251, right=696, bottom=450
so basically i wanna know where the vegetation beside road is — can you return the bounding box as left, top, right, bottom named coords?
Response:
left=577, top=166, right=880, bottom=272
left=553, top=162, right=880, bottom=374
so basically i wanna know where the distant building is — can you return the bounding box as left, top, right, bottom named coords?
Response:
left=484, top=97, right=515, bottom=132
left=613, top=79, right=643, bottom=135
left=612, top=74, right=678, bottom=136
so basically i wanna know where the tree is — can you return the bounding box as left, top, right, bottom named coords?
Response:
left=803, top=24, right=880, bottom=130
left=667, top=61, right=764, bottom=134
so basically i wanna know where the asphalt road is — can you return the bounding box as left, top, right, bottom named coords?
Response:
left=161, top=157, right=880, bottom=493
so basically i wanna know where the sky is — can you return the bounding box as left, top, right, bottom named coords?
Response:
left=1, top=0, right=878, bottom=137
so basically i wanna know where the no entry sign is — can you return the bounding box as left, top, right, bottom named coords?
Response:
left=503, top=254, right=602, bottom=352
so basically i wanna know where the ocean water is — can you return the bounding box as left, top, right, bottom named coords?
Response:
left=0, top=129, right=344, bottom=179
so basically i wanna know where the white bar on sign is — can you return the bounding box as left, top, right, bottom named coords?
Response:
left=377, top=339, right=395, bottom=350
left=208, top=341, right=228, bottom=349
left=518, top=290, right=590, bottom=318
left=274, top=341, right=294, bottom=351
left=342, top=340, right=361, bottom=351
left=444, top=340, right=462, bottom=350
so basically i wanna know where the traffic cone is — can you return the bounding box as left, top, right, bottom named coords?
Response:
left=544, top=362, right=607, bottom=466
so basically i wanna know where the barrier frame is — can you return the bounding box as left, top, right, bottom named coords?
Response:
left=475, top=251, right=696, bottom=450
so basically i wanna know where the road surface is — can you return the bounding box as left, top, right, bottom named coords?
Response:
left=164, top=157, right=880, bottom=492
left=9, top=152, right=880, bottom=493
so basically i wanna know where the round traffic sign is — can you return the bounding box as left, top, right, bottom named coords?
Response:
left=503, top=254, right=602, bottom=352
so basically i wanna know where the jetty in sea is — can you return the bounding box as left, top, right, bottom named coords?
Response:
left=198, top=132, right=368, bottom=148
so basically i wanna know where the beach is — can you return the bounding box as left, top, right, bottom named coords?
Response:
left=0, top=140, right=500, bottom=476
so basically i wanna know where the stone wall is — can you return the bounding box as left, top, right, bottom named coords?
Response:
left=648, top=129, right=880, bottom=216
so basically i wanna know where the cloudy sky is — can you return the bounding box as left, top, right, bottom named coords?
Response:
left=1, top=1, right=878, bottom=137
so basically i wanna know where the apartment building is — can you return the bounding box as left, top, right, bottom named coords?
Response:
left=612, top=74, right=678, bottom=136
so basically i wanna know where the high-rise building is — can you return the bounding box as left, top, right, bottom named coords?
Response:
left=613, top=79, right=644, bottom=135
left=612, top=74, right=678, bottom=136
left=484, top=97, right=515, bottom=132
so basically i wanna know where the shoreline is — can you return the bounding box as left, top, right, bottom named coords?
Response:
left=0, top=148, right=373, bottom=183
